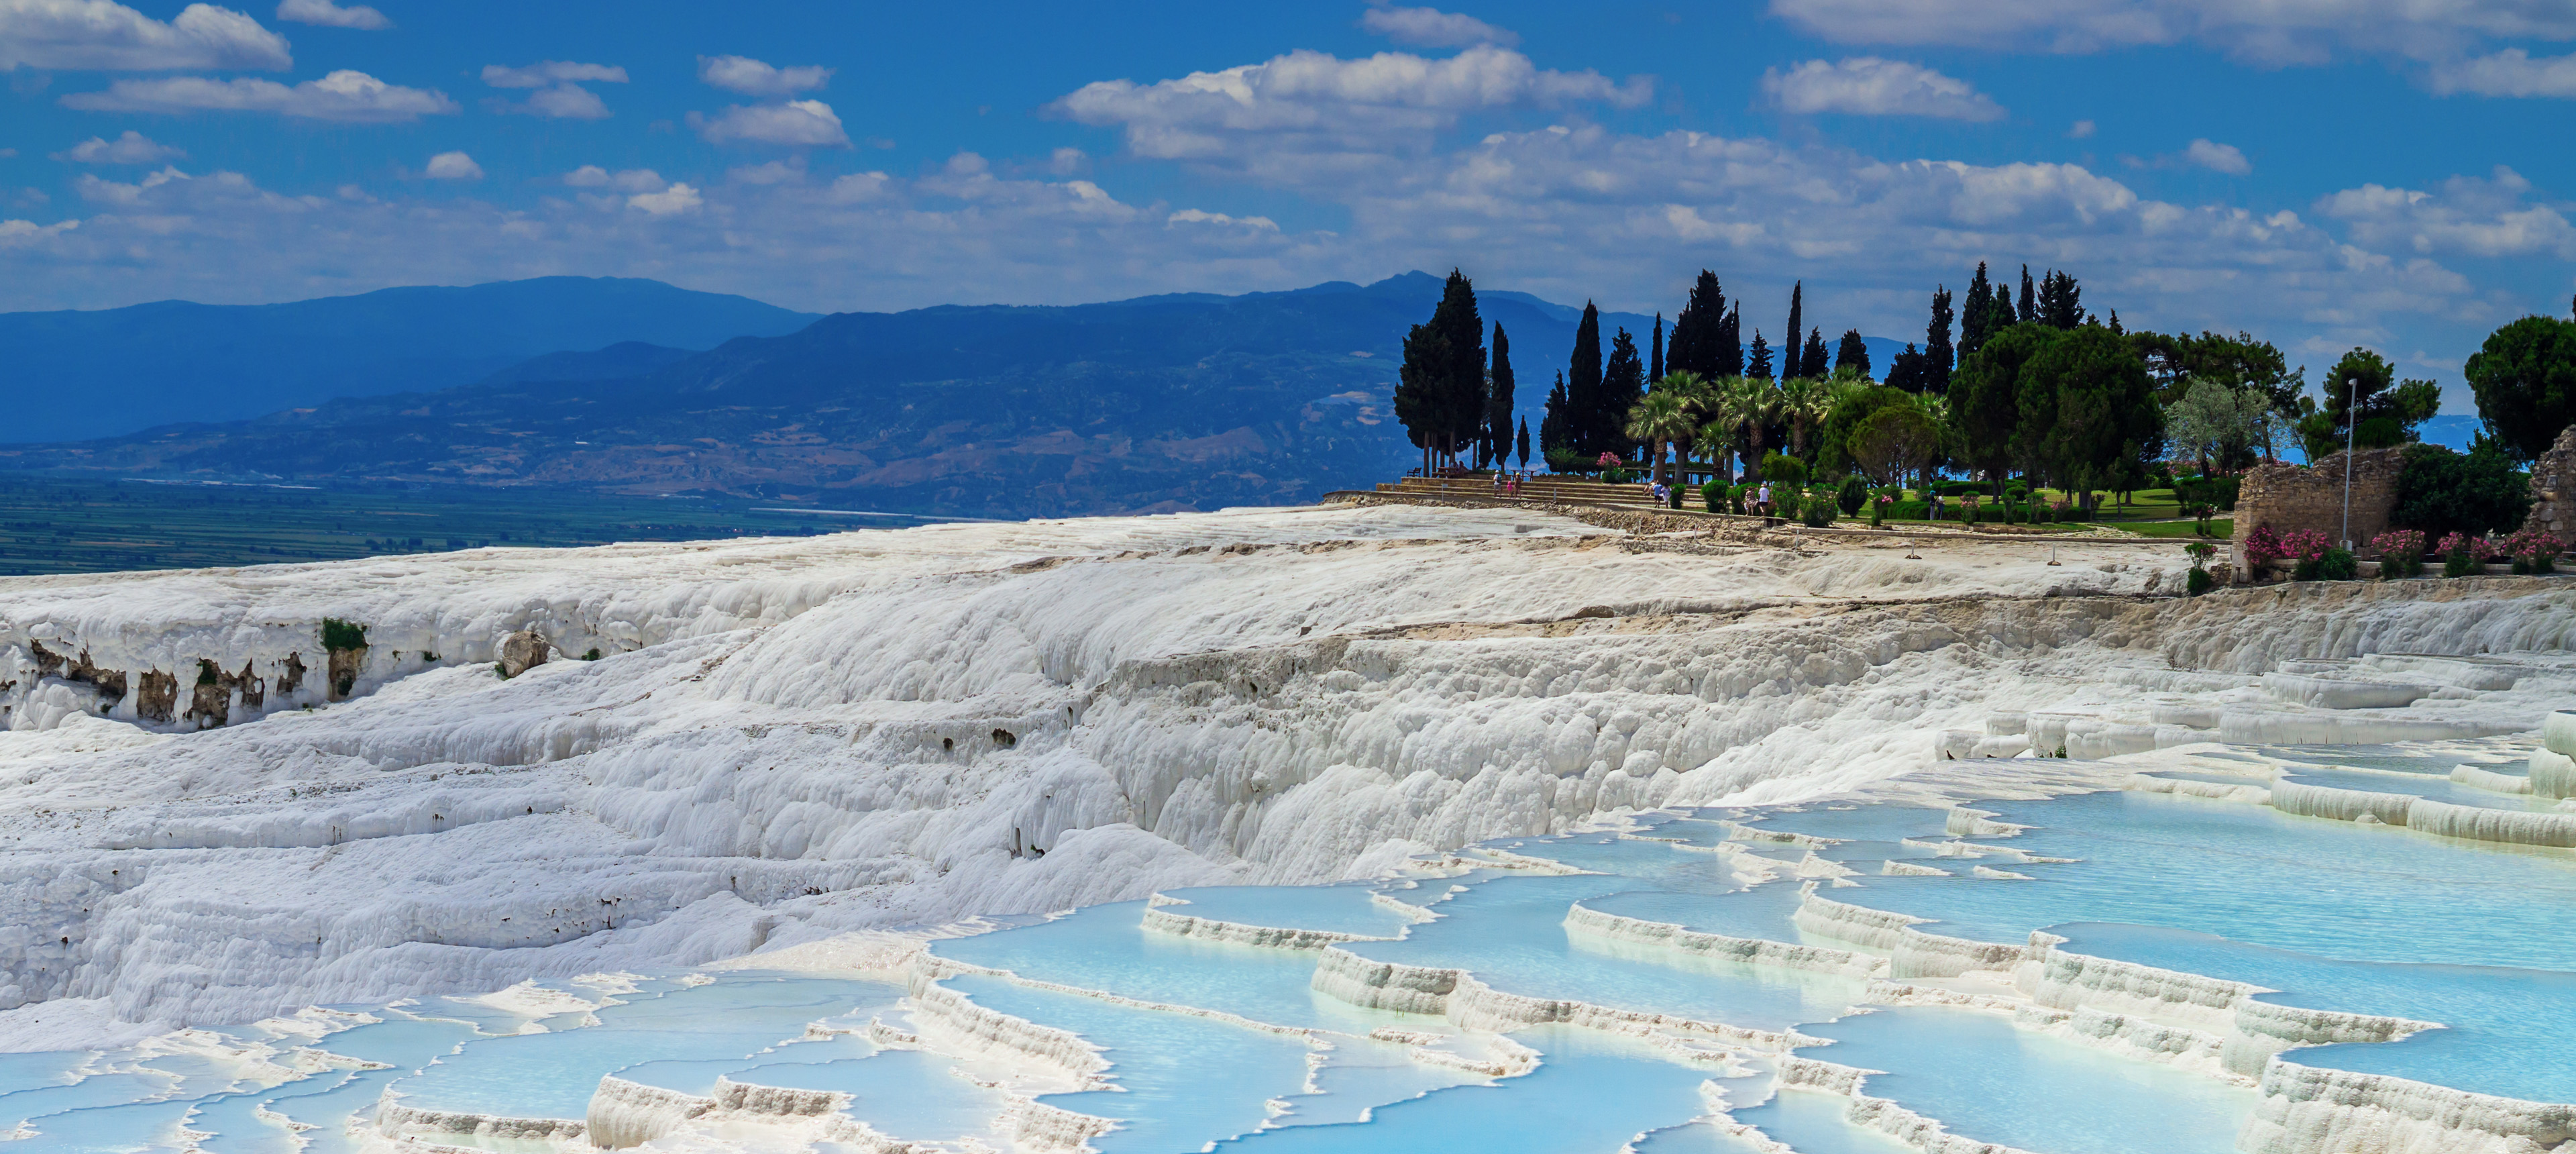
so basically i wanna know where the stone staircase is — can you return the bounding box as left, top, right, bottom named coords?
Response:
left=1368, top=475, right=1686, bottom=513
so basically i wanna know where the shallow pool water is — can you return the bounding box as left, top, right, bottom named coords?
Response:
left=7, top=737, right=2570, bottom=1153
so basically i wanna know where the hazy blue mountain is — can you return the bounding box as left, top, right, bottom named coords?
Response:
left=476, top=342, right=699, bottom=386
left=0, top=273, right=1917, bottom=518
left=0, top=278, right=820, bottom=443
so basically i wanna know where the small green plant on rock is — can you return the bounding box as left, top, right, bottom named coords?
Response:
left=321, top=617, right=368, bottom=651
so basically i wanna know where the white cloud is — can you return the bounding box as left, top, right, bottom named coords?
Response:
left=0, top=0, right=292, bottom=71
left=1762, top=57, right=2006, bottom=120
left=60, top=69, right=455, bottom=121
left=727, top=158, right=803, bottom=185
left=53, top=129, right=182, bottom=163
left=1167, top=207, right=1279, bottom=230
left=689, top=99, right=849, bottom=146
left=423, top=150, right=480, bottom=180
left=1045, top=147, right=1089, bottom=176
left=1766, top=0, right=2576, bottom=66
left=1358, top=5, right=1518, bottom=48
left=2068, top=118, right=2096, bottom=138
left=274, top=0, right=386, bottom=30
left=0, top=46, right=2530, bottom=392
left=696, top=54, right=831, bottom=97
left=2318, top=166, right=2576, bottom=258
left=1052, top=45, right=1650, bottom=174
left=562, top=165, right=665, bottom=192
left=2428, top=48, right=2576, bottom=97
left=481, top=60, right=628, bottom=88
left=625, top=182, right=701, bottom=215
left=2182, top=138, right=2250, bottom=175
left=491, top=83, right=610, bottom=119
left=480, top=60, right=625, bottom=119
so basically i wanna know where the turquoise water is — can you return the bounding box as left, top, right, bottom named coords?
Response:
left=7, top=738, right=2571, bottom=1151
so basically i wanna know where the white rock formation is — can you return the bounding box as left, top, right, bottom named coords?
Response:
left=1, top=503, right=2571, bottom=1043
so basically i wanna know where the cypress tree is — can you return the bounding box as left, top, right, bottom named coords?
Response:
left=1394, top=320, right=1455, bottom=469
left=1961, top=262, right=1994, bottom=360
left=2018, top=265, right=2037, bottom=325
left=1746, top=330, right=1774, bottom=381
left=2037, top=270, right=2083, bottom=329
left=1835, top=329, right=1871, bottom=379
left=1431, top=270, right=1487, bottom=465
left=1568, top=303, right=1603, bottom=454
left=1801, top=327, right=1829, bottom=380
left=1517, top=417, right=1531, bottom=469
left=1488, top=323, right=1515, bottom=466
left=1669, top=270, right=1726, bottom=379
left=1926, top=286, right=1954, bottom=394
left=1540, top=370, right=1570, bottom=455
left=1994, top=283, right=2015, bottom=334
left=1785, top=282, right=1804, bottom=375
left=1650, top=313, right=1665, bottom=382
left=1886, top=343, right=1925, bottom=392
left=1717, top=305, right=1743, bottom=377
left=1602, top=327, right=1646, bottom=457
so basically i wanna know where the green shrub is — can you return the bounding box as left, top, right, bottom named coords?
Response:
left=2315, top=547, right=2358, bottom=580
left=2379, top=556, right=2421, bottom=580
left=2174, top=475, right=2241, bottom=512
left=2187, top=568, right=2215, bottom=596
left=1701, top=480, right=1724, bottom=513
left=582, top=647, right=603, bottom=661
left=1760, top=452, right=1807, bottom=488
left=321, top=617, right=368, bottom=651
left=2445, top=551, right=2481, bottom=577
left=1800, top=493, right=1835, bottom=527
left=1930, top=480, right=1985, bottom=496
left=196, top=659, right=220, bottom=686
left=1836, top=475, right=1868, bottom=515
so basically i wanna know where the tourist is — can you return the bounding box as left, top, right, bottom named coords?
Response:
left=1930, top=490, right=1943, bottom=521
left=1756, top=481, right=1772, bottom=517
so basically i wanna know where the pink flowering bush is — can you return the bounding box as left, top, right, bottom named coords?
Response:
left=2370, top=529, right=2426, bottom=559
left=2371, top=529, right=2428, bottom=578
left=2241, top=525, right=2288, bottom=567
left=2436, top=532, right=2501, bottom=561
left=2278, top=529, right=2332, bottom=562
left=2504, top=529, right=2563, bottom=574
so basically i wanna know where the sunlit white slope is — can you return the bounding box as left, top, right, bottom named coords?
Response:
left=0, top=505, right=2568, bottom=1039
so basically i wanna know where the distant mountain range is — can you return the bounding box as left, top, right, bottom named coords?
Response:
left=0, top=272, right=1916, bottom=517
left=0, top=278, right=820, bottom=443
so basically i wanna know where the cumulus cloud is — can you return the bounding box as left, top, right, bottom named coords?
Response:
left=689, top=99, right=849, bottom=146
left=564, top=165, right=666, bottom=192
left=1762, top=57, right=2006, bottom=120
left=2428, top=48, right=2576, bottom=97
left=1358, top=5, right=1518, bottom=48
left=2182, top=138, right=2250, bottom=174
left=1053, top=45, right=1650, bottom=173
left=0, top=45, right=2523, bottom=384
left=2318, top=166, right=2576, bottom=258
left=1766, top=0, right=2576, bottom=66
left=60, top=69, right=455, bottom=121
left=0, top=0, right=292, bottom=71
left=274, top=0, right=386, bottom=30
left=423, top=150, right=480, bottom=180
left=481, top=60, right=627, bottom=88
left=480, top=61, right=626, bottom=120
left=53, top=129, right=182, bottom=163
left=625, top=182, right=701, bottom=215
left=696, top=54, right=831, bottom=97
left=1167, top=207, right=1279, bottom=229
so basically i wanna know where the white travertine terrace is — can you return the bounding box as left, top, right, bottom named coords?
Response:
left=2, top=503, right=2574, bottom=1152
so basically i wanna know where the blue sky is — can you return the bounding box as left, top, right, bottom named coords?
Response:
left=3, top=1, right=2573, bottom=412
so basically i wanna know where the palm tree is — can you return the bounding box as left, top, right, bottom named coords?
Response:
left=1717, top=375, right=1780, bottom=476
left=1625, top=388, right=1698, bottom=488
left=1780, top=376, right=1831, bottom=457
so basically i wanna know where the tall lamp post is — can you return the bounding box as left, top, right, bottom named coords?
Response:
left=2341, top=373, right=2356, bottom=551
